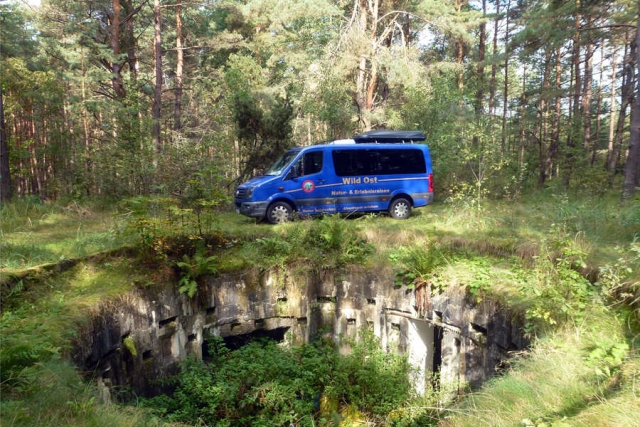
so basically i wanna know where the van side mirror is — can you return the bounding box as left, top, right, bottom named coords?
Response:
left=287, top=167, right=298, bottom=179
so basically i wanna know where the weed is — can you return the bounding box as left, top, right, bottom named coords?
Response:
left=586, top=340, right=629, bottom=378
left=597, top=239, right=640, bottom=330
left=304, top=215, right=374, bottom=268
left=389, top=240, right=446, bottom=290
left=242, top=215, right=373, bottom=272
left=176, top=240, right=218, bottom=297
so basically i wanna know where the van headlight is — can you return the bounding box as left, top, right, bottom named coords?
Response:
left=235, top=187, right=254, bottom=199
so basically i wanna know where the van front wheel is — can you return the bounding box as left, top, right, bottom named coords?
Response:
left=266, top=202, right=293, bottom=224
left=389, top=198, right=411, bottom=220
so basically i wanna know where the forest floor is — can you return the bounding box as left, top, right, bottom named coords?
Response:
left=1, top=190, right=639, bottom=426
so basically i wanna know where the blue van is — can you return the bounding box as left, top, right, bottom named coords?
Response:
left=234, top=130, right=434, bottom=223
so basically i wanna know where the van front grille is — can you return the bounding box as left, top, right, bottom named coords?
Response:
left=235, top=188, right=250, bottom=199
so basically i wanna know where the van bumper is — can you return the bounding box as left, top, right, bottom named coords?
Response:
left=236, top=201, right=269, bottom=218
left=412, top=192, right=434, bottom=207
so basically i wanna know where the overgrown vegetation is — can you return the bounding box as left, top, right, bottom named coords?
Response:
left=242, top=215, right=375, bottom=272
left=1, top=190, right=639, bottom=426
left=141, top=332, right=437, bottom=426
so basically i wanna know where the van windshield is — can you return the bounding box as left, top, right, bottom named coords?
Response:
left=266, top=150, right=300, bottom=176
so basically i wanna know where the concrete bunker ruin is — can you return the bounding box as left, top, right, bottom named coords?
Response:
left=75, top=266, right=528, bottom=398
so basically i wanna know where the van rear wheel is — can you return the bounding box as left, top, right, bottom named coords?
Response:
left=266, top=201, right=293, bottom=224
left=389, top=197, right=411, bottom=220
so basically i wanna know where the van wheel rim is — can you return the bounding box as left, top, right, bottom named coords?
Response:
left=271, top=206, right=290, bottom=222
left=393, top=203, right=409, bottom=218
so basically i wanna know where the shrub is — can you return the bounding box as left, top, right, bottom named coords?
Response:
left=141, top=332, right=421, bottom=426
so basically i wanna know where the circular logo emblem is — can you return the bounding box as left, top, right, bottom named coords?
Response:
left=302, top=180, right=315, bottom=193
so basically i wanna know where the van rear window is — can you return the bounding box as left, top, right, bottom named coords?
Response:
left=332, top=149, right=426, bottom=176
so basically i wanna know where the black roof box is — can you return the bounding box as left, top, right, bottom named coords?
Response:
left=353, top=130, right=426, bottom=144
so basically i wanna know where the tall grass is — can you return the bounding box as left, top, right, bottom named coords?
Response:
left=0, top=256, right=168, bottom=426
left=441, top=313, right=637, bottom=427
left=1, top=361, right=165, bottom=427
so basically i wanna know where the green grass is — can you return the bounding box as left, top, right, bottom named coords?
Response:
left=0, top=200, right=132, bottom=270
left=1, top=257, right=155, bottom=379
left=441, top=313, right=638, bottom=427
left=0, top=253, right=171, bottom=426
left=0, top=189, right=639, bottom=426
left=1, top=361, right=165, bottom=427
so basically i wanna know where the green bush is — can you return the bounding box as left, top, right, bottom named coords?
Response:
left=141, top=332, right=420, bottom=427
left=243, top=215, right=374, bottom=271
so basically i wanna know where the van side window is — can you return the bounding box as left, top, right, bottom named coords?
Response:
left=304, top=151, right=323, bottom=175
left=332, top=149, right=426, bottom=176
left=293, top=151, right=323, bottom=177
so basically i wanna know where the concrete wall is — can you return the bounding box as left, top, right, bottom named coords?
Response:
left=74, top=265, right=527, bottom=398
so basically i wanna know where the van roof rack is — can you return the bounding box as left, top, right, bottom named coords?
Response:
left=353, top=130, right=426, bottom=144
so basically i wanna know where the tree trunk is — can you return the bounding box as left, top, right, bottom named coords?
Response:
left=622, top=7, right=640, bottom=200
left=174, top=0, right=184, bottom=131
left=538, top=49, right=552, bottom=186
left=475, top=0, right=486, bottom=117
left=501, top=0, right=511, bottom=154
left=546, top=48, right=563, bottom=182
left=582, top=16, right=594, bottom=152
left=111, top=0, right=126, bottom=99
left=563, top=0, right=581, bottom=188
left=0, top=84, right=11, bottom=204
left=609, top=32, right=634, bottom=184
left=122, top=0, right=139, bottom=79
left=152, top=0, right=163, bottom=162
left=591, top=45, right=604, bottom=166
left=607, top=42, right=618, bottom=169
left=519, top=66, right=527, bottom=170
left=354, top=0, right=371, bottom=129
left=455, top=0, right=468, bottom=91
left=489, top=0, right=500, bottom=118
left=79, top=49, right=93, bottom=196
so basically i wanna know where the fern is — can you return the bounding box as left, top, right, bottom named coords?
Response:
left=176, top=246, right=218, bottom=297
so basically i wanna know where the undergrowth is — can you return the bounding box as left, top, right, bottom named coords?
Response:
left=241, top=215, right=374, bottom=271
left=140, top=331, right=444, bottom=427
left=0, top=189, right=638, bottom=426
left=0, top=361, right=164, bottom=427
left=441, top=313, right=637, bottom=427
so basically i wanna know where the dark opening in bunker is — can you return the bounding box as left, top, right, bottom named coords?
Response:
left=433, top=326, right=443, bottom=375
left=211, top=327, right=291, bottom=352
left=159, top=316, right=178, bottom=328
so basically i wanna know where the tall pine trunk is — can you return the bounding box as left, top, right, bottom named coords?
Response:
left=455, top=0, right=468, bottom=92
left=622, top=7, right=640, bottom=200
left=475, top=0, right=486, bottom=117
left=0, top=84, right=11, bottom=203
left=563, top=0, right=581, bottom=188
left=607, top=42, right=618, bottom=169
left=174, top=0, right=184, bottom=132
left=591, top=46, right=604, bottom=166
left=501, top=0, right=511, bottom=154
left=489, top=0, right=500, bottom=118
left=538, top=49, right=552, bottom=186
left=609, top=32, right=634, bottom=185
left=581, top=16, right=594, bottom=153
left=152, top=0, right=163, bottom=164
left=111, top=0, right=126, bottom=99
left=519, top=67, right=527, bottom=172
left=546, top=48, right=563, bottom=182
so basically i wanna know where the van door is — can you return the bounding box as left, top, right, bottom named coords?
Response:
left=282, top=150, right=336, bottom=215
